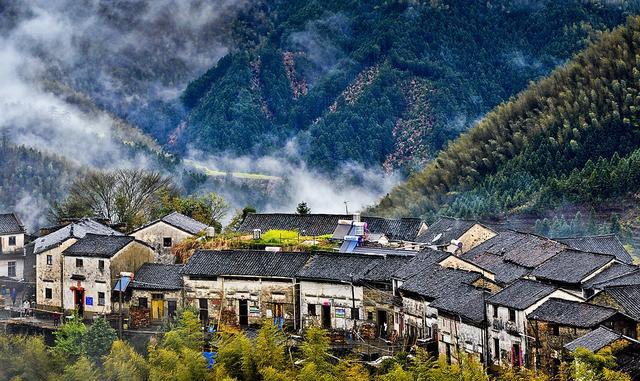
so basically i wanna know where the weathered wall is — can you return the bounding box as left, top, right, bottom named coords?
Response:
left=438, top=314, right=485, bottom=364
left=0, top=233, right=25, bottom=252
left=300, top=280, right=363, bottom=331
left=131, top=222, right=193, bottom=264
left=0, top=257, right=24, bottom=279
left=62, top=255, right=112, bottom=315
left=458, top=225, right=496, bottom=253
left=36, top=238, right=77, bottom=311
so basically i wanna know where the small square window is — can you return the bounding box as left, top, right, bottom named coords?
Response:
left=76, top=258, right=83, bottom=268
left=46, top=255, right=53, bottom=266
left=7, top=261, right=16, bottom=277
left=163, top=237, right=172, bottom=247
left=139, top=297, right=148, bottom=309
left=308, top=304, right=317, bottom=316
left=45, top=288, right=52, bottom=299
left=8, top=236, right=16, bottom=246
left=493, top=305, right=498, bottom=318
left=98, top=292, right=105, bottom=306
left=98, top=260, right=105, bottom=272
left=351, top=307, right=360, bottom=320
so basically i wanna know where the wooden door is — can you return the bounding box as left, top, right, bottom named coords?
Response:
left=151, top=299, right=164, bottom=320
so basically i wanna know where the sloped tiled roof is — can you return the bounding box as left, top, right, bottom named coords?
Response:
left=0, top=213, right=25, bottom=235
left=527, top=299, right=620, bottom=328
left=361, top=255, right=413, bottom=283
left=431, top=286, right=488, bottom=324
left=353, top=246, right=418, bottom=256
left=297, top=252, right=381, bottom=282
left=598, top=285, right=640, bottom=321
left=487, top=279, right=556, bottom=310
left=463, top=251, right=530, bottom=285
left=392, top=249, right=450, bottom=280
left=531, top=249, right=615, bottom=284
left=237, top=213, right=424, bottom=241
left=398, top=265, right=482, bottom=300
left=415, top=217, right=477, bottom=244
left=463, top=230, right=565, bottom=268
left=582, top=262, right=639, bottom=289
left=591, top=269, right=640, bottom=289
left=183, top=250, right=310, bottom=279
left=132, top=212, right=208, bottom=235
left=564, top=326, right=637, bottom=352
left=34, top=219, right=122, bottom=254
left=130, top=263, right=184, bottom=290
left=63, top=234, right=136, bottom=258
left=557, top=235, right=633, bottom=264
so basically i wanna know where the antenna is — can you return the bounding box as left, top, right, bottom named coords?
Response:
left=344, top=201, right=349, bottom=214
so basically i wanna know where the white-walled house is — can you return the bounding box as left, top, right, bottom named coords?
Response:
left=414, top=217, right=496, bottom=254
left=0, top=213, right=26, bottom=280
left=486, top=279, right=583, bottom=367
left=35, top=219, right=123, bottom=312
left=130, top=212, right=209, bottom=264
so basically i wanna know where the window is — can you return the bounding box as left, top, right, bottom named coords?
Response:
left=163, top=237, right=172, bottom=247
left=76, top=258, right=83, bottom=268
left=493, top=305, right=498, bottom=318
left=98, top=260, right=105, bottom=272
left=367, top=311, right=374, bottom=321
left=307, top=304, right=317, bottom=316
left=45, top=288, right=52, bottom=299
left=98, top=292, right=105, bottom=306
left=7, top=261, right=16, bottom=277
left=8, top=236, right=16, bottom=246
left=493, top=338, right=500, bottom=359
left=508, top=308, right=516, bottom=322
left=551, top=324, right=560, bottom=336
left=138, top=297, right=148, bottom=309
left=351, top=307, right=360, bottom=320
left=46, top=255, right=53, bottom=265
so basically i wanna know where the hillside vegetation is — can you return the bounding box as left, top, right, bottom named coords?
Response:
left=179, top=0, right=633, bottom=173
left=372, top=16, right=640, bottom=222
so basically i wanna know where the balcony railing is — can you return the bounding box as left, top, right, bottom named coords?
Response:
left=492, top=319, right=520, bottom=335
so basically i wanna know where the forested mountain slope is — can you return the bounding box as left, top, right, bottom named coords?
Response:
left=372, top=16, right=640, bottom=223
left=180, top=0, right=634, bottom=173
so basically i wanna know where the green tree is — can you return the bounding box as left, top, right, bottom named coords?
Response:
left=83, top=316, right=117, bottom=365
left=54, top=314, right=87, bottom=360
left=62, top=356, right=100, bottom=381
left=296, top=202, right=311, bottom=215
left=103, top=340, right=148, bottom=381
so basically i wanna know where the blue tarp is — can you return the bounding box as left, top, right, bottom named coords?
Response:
left=113, top=276, right=130, bottom=292
left=203, top=352, right=217, bottom=369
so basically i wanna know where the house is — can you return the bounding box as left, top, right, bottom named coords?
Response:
left=526, top=298, right=637, bottom=373
left=130, top=212, right=210, bottom=264
left=59, top=234, right=155, bottom=317
left=581, top=262, right=638, bottom=296
left=557, top=234, right=633, bottom=264
left=486, top=279, right=582, bottom=368
left=564, top=326, right=640, bottom=380
left=35, top=218, right=123, bottom=312
left=181, top=249, right=310, bottom=329
left=129, top=263, right=184, bottom=322
left=589, top=285, right=640, bottom=337
left=530, top=249, right=619, bottom=297
left=0, top=213, right=26, bottom=280
left=414, top=217, right=496, bottom=253
left=237, top=213, right=427, bottom=242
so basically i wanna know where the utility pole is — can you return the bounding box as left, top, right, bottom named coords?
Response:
left=118, top=274, right=123, bottom=339
left=344, top=201, right=349, bottom=214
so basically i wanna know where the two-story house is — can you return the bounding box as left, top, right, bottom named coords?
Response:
left=0, top=213, right=26, bottom=280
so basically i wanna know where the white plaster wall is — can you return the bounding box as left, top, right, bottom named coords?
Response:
left=131, top=222, right=193, bottom=264
left=62, top=255, right=112, bottom=314
left=0, top=258, right=23, bottom=279
left=0, top=233, right=25, bottom=252
left=36, top=239, right=77, bottom=309
left=300, top=280, right=363, bottom=330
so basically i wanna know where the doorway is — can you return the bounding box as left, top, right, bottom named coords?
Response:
left=151, top=294, right=164, bottom=320
left=199, top=298, right=209, bottom=325
left=239, top=300, right=249, bottom=326
left=377, top=310, right=388, bottom=338
left=167, top=300, right=177, bottom=321
left=321, top=305, right=331, bottom=329
left=74, top=289, right=84, bottom=316
left=512, top=343, right=522, bottom=367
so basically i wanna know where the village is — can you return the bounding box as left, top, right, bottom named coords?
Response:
left=1, top=209, right=639, bottom=378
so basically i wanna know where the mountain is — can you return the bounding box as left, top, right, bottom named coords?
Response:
left=371, top=16, right=640, bottom=229
left=178, top=0, right=635, bottom=174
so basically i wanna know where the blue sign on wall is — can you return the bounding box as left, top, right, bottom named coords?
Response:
left=86, top=296, right=93, bottom=306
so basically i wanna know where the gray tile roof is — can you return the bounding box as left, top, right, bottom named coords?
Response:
left=297, top=252, right=381, bottom=282
left=361, top=255, right=414, bottom=283
left=398, top=265, right=482, bottom=300
left=392, top=249, right=450, bottom=280
left=237, top=213, right=424, bottom=241
left=527, top=299, right=620, bottom=328
left=63, top=234, right=136, bottom=258
left=564, top=326, right=635, bottom=352
left=487, top=279, right=556, bottom=310
left=531, top=249, right=615, bottom=284
left=183, top=249, right=310, bottom=279
left=430, top=286, right=488, bottom=324
left=415, top=217, right=477, bottom=244
left=557, top=235, right=633, bottom=264
left=352, top=246, right=418, bottom=256
left=582, top=262, right=639, bottom=289
left=463, top=251, right=530, bottom=285
left=598, top=285, right=640, bottom=321
left=130, top=263, right=184, bottom=290
left=161, top=212, right=208, bottom=235
left=591, top=269, right=640, bottom=289
left=34, top=219, right=122, bottom=254
left=0, top=213, right=25, bottom=235
left=463, top=230, right=565, bottom=268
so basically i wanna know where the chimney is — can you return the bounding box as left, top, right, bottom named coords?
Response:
left=352, top=212, right=361, bottom=223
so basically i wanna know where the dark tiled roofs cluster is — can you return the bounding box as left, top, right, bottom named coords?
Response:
left=564, top=326, right=635, bottom=352
left=531, top=249, right=615, bottom=285
left=415, top=217, right=477, bottom=244
left=591, top=269, right=640, bottom=289
left=557, top=235, right=632, bottom=264
left=34, top=219, right=123, bottom=254
left=237, top=213, right=424, bottom=241
left=582, top=262, right=638, bottom=289
left=595, top=285, right=640, bottom=321
left=463, top=251, right=530, bottom=285
left=63, top=234, right=137, bottom=258
left=528, top=298, right=620, bottom=328
left=0, top=213, right=25, bottom=235
left=392, top=249, right=450, bottom=280
left=487, top=279, right=557, bottom=310
left=130, top=263, right=184, bottom=290
left=183, top=250, right=311, bottom=279
left=431, top=286, right=487, bottom=324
